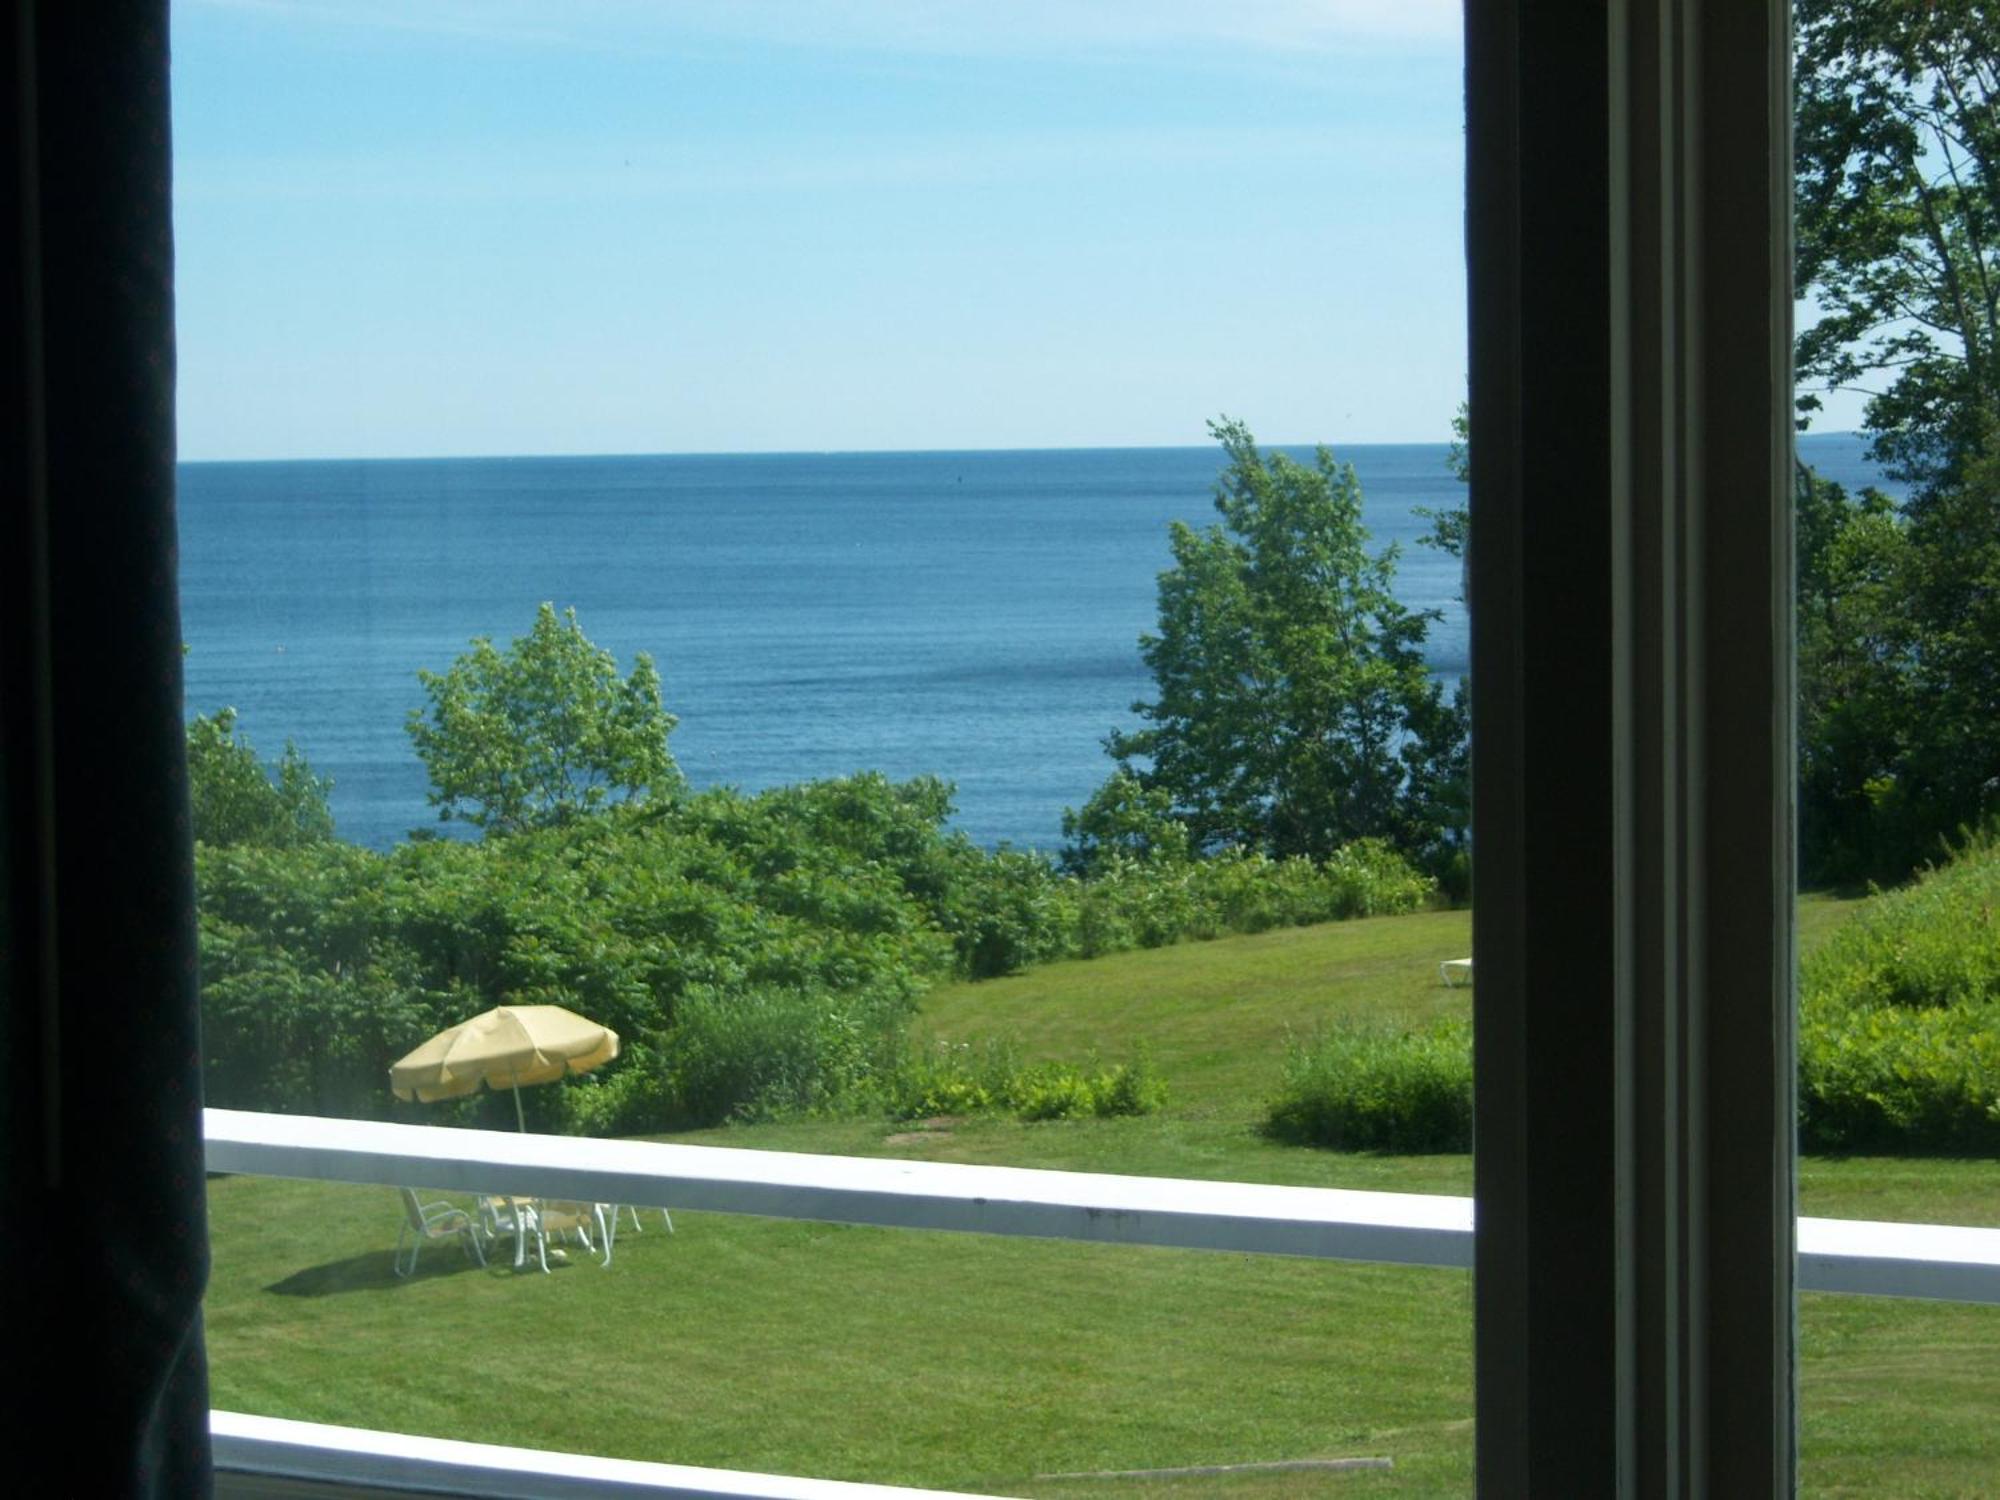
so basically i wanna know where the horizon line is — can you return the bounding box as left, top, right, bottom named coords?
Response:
left=177, top=430, right=1867, bottom=466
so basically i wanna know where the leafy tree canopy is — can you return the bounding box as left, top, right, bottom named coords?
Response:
left=1797, top=418, right=2000, bottom=883
left=186, top=706, right=335, bottom=848
left=1094, top=419, right=1468, bottom=871
left=1059, top=767, right=1191, bottom=876
left=406, top=602, right=683, bottom=834
left=1795, top=0, right=2000, bottom=495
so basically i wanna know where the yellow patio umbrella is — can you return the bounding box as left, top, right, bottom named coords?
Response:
left=389, top=1004, right=619, bottom=1131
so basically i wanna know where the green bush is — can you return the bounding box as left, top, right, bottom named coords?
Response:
left=891, top=1039, right=1166, bottom=1123
left=196, top=754, right=1431, bottom=1131
left=197, top=784, right=949, bottom=1125
left=1314, top=838, right=1439, bottom=917
left=1799, top=1000, right=2000, bottom=1152
left=659, top=984, right=909, bottom=1128
left=1798, top=833, right=2000, bottom=1152
left=935, top=848, right=1080, bottom=978
left=554, top=1042, right=669, bottom=1138
left=1069, top=841, right=1433, bottom=961
left=1264, top=1019, right=1472, bottom=1152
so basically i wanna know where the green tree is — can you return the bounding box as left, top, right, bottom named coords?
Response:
left=1412, top=399, right=1470, bottom=592
left=406, top=602, right=683, bottom=834
left=185, top=706, right=335, bottom=848
left=1795, top=468, right=1913, bottom=881
left=1795, top=0, right=2000, bottom=497
left=1059, top=767, right=1191, bottom=876
left=1099, top=419, right=1467, bottom=870
left=1796, top=422, right=2000, bottom=884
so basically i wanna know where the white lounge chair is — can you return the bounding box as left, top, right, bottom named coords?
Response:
left=1439, top=958, right=1473, bottom=987
left=393, top=1189, right=486, bottom=1278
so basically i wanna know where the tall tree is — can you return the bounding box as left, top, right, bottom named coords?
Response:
left=407, top=602, right=683, bottom=834
left=1794, top=467, right=1912, bottom=880
left=1098, top=420, right=1467, bottom=870
left=1795, top=0, right=2000, bottom=497
left=1796, top=418, right=2000, bottom=883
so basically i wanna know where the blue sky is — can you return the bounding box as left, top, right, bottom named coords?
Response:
left=174, top=1, right=1477, bottom=460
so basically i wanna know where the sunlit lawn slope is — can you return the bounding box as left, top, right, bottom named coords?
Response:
left=206, top=894, right=1999, bottom=1496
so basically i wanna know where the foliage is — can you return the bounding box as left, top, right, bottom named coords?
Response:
left=195, top=840, right=440, bottom=1116
left=1795, top=0, right=2000, bottom=498
left=186, top=707, right=335, bottom=848
left=1097, top=419, right=1468, bottom=876
left=890, top=1039, right=1166, bottom=1123
left=659, top=984, right=909, bottom=1128
left=1071, top=840, right=1432, bottom=959
left=196, top=781, right=950, bottom=1124
left=407, top=602, right=683, bottom=833
left=196, top=753, right=1436, bottom=1126
left=1264, top=1018, right=1473, bottom=1153
left=1797, top=432, right=2000, bottom=883
left=1411, top=398, right=1471, bottom=601
left=1795, top=467, right=1921, bottom=882
left=1791, top=3, right=2000, bottom=882
left=1798, top=830, right=2000, bottom=1152
left=1058, top=767, right=1191, bottom=876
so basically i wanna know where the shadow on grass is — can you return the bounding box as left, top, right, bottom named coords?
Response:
left=266, top=1245, right=508, bottom=1297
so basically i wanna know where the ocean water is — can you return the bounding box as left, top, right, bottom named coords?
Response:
left=176, top=432, right=1891, bottom=853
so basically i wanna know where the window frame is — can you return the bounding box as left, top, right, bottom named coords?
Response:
left=1469, top=0, right=1797, bottom=1488
left=6, top=0, right=1816, bottom=1491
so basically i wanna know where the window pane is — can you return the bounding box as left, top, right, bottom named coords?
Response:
left=177, top=3, right=1476, bottom=1489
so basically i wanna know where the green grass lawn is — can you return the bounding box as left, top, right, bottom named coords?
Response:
left=205, top=895, right=1999, bottom=1496
left=917, top=909, right=1473, bottom=1114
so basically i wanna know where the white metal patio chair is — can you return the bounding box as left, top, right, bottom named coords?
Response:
left=530, top=1199, right=610, bottom=1272
left=477, top=1194, right=537, bottom=1269
left=393, top=1189, right=486, bottom=1278
left=480, top=1194, right=612, bottom=1272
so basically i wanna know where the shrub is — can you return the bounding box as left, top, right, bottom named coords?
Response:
left=197, top=786, right=949, bottom=1125
left=195, top=749, right=1433, bottom=1131
left=1799, top=1000, right=2000, bottom=1152
left=936, top=847, right=1080, bottom=978
left=1798, top=832, right=2000, bottom=1152
left=196, top=840, right=457, bottom=1117
left=890, top=1039, right=1166, bottom=1123
left=660, top=985, right=908, bottom=1128
left=1067, top=840, right=1432, bottom=963
left=1315, top=838, right=1437, bottom=917
left=1265, top=1019, right=1472, bottom=1152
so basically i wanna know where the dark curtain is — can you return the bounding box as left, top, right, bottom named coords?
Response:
left=3, top=1, right=212, bottom=1492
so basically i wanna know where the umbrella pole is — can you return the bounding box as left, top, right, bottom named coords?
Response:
left=512, top=1079, right=526, bottom=1133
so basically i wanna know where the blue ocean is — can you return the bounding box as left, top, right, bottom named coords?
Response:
left=176, top=433, right=1892, bottom=853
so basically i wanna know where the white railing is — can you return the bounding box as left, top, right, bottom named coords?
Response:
left=210, top=1412, right=1002, bottom=1500
left=202, top=1107, right=2000, bottom=1496
left=203, top=1108, right=1475, bottom=1268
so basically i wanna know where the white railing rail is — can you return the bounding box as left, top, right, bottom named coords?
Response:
left=202, top=1108, right=2000, bottom=1497
left=203, top=1108, right=1474, bottom=1269
left=203, top=1109, right=2000, bottom=1301
left=210, top=1413, right=1003, bottom=1500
